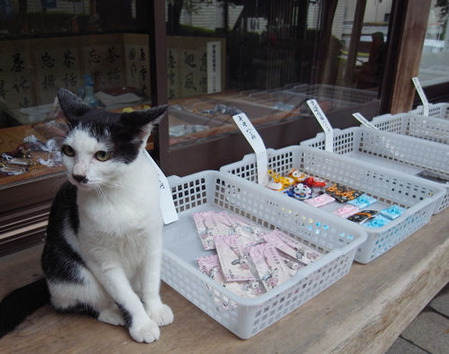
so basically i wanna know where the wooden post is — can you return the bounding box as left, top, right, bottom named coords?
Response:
left=147, top=0, right=170, bottom=170
left=387, top=0, right=432, bottom=114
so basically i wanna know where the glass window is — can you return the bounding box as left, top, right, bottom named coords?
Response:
left=0, top=0, right=154, bottom=254
left=418, top=0, right=449, bottom=87
left=0, top=1, right=153, bottom=184
left=162, top=0, right=392, bottom=174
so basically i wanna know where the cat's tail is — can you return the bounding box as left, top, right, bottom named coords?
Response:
left=0, top=278, right=49, bottom=338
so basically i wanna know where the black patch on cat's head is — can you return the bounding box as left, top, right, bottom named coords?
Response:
left=57, top=88, right=167, bottom=164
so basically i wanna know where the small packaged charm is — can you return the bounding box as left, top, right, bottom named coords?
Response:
left=247, top=242, right=292, bottom=291
left=325, top=184, right=361, bottom=203
left=267, top=170, right=295, bottom=190
left=303, top=176, right=327, bottom=188
left=214, top=235, right=255, bottom=282
left=364, top=215, right=390, bottom=228
left=347, top=209, right=378, bottom=224
left=332, top=204, right=360, bottom=218
left=304, top=193, right=335, bottom=207
left=287, top=168, right=307, bottom=183
left=192, top=211, right=232, bottom=250
left=380, top=205, right=406, bottom=220
left=348, top=194, right=377, bottom=208
left=197, top=255, right=263, bottom=298
left=263, top=230, right=322, bottom=265
left=284, top=183, right=312, bottom=200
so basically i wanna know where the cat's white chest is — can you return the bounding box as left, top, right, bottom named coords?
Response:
left=80, top=187, right=159, bottom=237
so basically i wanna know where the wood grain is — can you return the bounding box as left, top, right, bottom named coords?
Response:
left=1, top=209, right=448, bottom=353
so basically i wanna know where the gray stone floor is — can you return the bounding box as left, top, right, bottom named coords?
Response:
left=386, top=282, right=449, bottom=354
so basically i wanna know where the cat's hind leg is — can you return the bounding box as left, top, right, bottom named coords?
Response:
left=47, top=269, right=125, bottom=327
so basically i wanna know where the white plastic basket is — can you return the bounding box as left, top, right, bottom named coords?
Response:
left=220, top=145, right=445, bottom=264
left=161, top=170, right=366, bottom=339
left=411, top=103, right=449, bottom=120
left=371, top=112, right=449, bottom=145
left=300, top=126, right=449, bottom=213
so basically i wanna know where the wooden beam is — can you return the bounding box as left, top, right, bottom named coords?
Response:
left=388, top=0, right=432, bottom=114
left=2, top=202, right=448, bottom=352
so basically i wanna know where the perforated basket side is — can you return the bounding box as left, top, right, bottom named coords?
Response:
left=372, top=113, right=449, bottom=144
left=299, top=127, right=360, bottom=155
left=220, top=145, right=445, bottom=263
left=371, top=113, right=409, bottom=134
left=163, top=171, right=366, bottom=338
left=357, top=127, right=449, bottom=176
left=296, top=146, right=442, bottom=208
left=412, top=103, right=449, bottom=120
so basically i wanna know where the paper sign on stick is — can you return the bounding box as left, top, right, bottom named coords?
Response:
left=412, top=77, right=429, bottom=117
left=232, top=113, right=268, bottom=186
left=352, top=112, right=378, bottom=130
left=306, top=99, right=334, bottom=152
left=144, top=151, right=179, bottom=225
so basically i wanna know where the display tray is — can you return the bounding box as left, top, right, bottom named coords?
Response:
left=220, top=145, right=445, bottom=263
left=162, top=170, right=366, bottom=339
left=300, top=126, right=449, bottom=214
left=412, top=103, right=449, bottom=120
left=290, top=84, right=378, bottom=105
left=371, top=112, right=449, bottom=145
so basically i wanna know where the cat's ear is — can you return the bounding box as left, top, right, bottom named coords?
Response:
left=121, top=104, right=168, bottom=140
left=57, top=88, right=92, bottom=120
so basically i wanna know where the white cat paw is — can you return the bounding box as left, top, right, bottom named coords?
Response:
left=129, top=319, right=160, bottom=343
left=150, top=304, right=174, bottom=327
left=98, top=307, right=125, bottom=326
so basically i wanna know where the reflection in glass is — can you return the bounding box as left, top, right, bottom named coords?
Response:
left=418, top=0, right=449, bottom=87
left=165, top=0, right=391, bottom=146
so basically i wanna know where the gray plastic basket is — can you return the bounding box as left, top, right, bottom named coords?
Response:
left=412, top=103, right=449, bottom=120
left=161, top=170, right=366, bottom=339
left=220, top=146, right=444, bottom=263
left=371, top=112, right=449, bottom=145
left=301, top=126, right=449, bottom=213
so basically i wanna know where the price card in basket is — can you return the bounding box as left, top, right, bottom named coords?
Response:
left=306, top=99, right=334, bottom=152
left=412, top=77, right=429, bottom=116
left=352, top=112, right=379, bottom=130
left=144, top=150, right=179, bottom=225
left=232, top=113, right=268, bottom=186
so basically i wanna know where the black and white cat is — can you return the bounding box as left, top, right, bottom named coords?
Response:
left=0, top=89, right=173, bottom=343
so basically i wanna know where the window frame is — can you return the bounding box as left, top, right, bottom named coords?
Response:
left=0, top=0, right=437, bottom=256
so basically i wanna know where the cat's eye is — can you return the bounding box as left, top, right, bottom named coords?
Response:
left=61, top=144, right=75, bottom=157
left=94, top=150, right=111, bottom=161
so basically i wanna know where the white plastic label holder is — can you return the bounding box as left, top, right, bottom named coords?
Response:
left=232, top=113, right=268, bottom=186
left=306, top=99, right=334, bottom=152
left=352, top=112, right=379, bottom=130
left=412, top=77, right=429, bottom=117
left=144, top=150, right=179, bottom=225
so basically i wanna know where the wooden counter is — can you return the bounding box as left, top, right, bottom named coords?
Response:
left=1, top=208, right=449, bottom=353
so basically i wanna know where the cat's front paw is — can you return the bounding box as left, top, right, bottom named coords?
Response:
left=150, top=304, right=174, bottom=327
left=129, top=319, right=160, bottom=343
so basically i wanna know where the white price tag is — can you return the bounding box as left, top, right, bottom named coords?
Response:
left=352, top=112, right=378, bottom=130
left=232, top=113, right=268, bottom=186
left=306, top=99, right=334, bottom=152
left=412, top=77, right=429, bottom=116
left=144, top=150, right=179, bottom=225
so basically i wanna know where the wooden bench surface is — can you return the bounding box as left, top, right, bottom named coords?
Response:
left=1, top=208, right=449, bottom=353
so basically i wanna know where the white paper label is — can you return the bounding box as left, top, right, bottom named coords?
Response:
left=207, top=41, right=221, bottom=94
left=306, top=99, right=334, bottom=152
left=144, top=150, right=179, bottom=225
left=412, top=77, right=429, bottom=116
left=352, top=112, right=378, bottom=130
left=232, top=113, right=268, bottom=186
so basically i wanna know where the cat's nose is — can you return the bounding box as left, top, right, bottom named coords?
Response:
left=73, top=174, right=88, bottom=184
